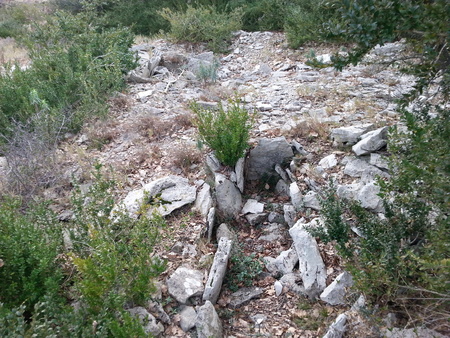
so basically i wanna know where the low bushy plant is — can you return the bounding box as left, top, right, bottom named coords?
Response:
left=159, top=5, right=243, bottom=53
left=226, top=244, right=263, bottom=292
left=190, top=97, right=252, bottom=166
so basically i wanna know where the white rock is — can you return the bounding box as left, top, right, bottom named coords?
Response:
left=320, top=272, right=354, bottom=305
left=194, top=183, right=213, bottom=217
left=179, top=306, right=197, bottom=332
left=167, top=266, right=204, bottom=304
left=323, top=313, right=347, bottom=338
left=203, top=238, right=233, bottom=304
left=357, top=181, right=384, bottom=212
left=352, top=126, right=389, bottom=156
left=289, top=220, right=326, bottom=298
left=303, top=191, right=321, bottom=210
left=195, top=301, right=223, bottom=338
left=289, top=182, right=303, bottom=211
left=331, top=124, right=374, bottom=145
left=274, top=280, right=283, bottom=296
left=319, top=154, right=338, bottom=169
left=242, top=199, right=264, bottom=214
left=127, top=307, right=164, bottom=337
left=235, top=157, right=245, bottom=193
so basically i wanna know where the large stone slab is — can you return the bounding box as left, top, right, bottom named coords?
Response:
left=320, top=271, right=353, bottom=305
left=289, top=219, right=326, bottom=298
left=331, top=123, right=374, bottom=145
left=195, top=301, right=223, bottom=338
left=247, top=137, right=294, bottom=180
left=323, top=313, right=347, bottom=338
left=114, top=175, right=196, bottom=218
left=352, top=126, right=389, bottom=156
left=203, top=237, right=233, bottom=304
left=215, top=174, right=242, bottom=219
left=229, top=287, right=263, bottom=309
left=167, top=266, right=204, bottom=304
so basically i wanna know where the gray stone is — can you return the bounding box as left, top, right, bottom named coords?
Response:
left=274, top=280, right=283, bottom=296
left=323, top=313, right=347, bottom=338
left=247, top=137, right=294, bottom=180
left=127, top=307, right=164, bottom=337
left=289, top=220, right=327, bottom=298
left=352, top=126, right=389, bottom=156
left=179, top=306, right=197, bottom=332
left=195, top=301, right=223, bottom=338
left=268, top=211, right=284, bottom=224
left=303, top=191, right=321, bottom=210
left=382, top=328, right=445, bottom=338
left=344, top=157, right=371, bottom=177
left=279, top=272, right=306, bottom=295
left=320, top=271, right=354, bottom=305
left=195, top=183, right=213, bottom=217
left=242, top=199, right=264, bottom=214
left=383, top=313, right=398, bottom=328
left=351, top=294, right=366, bottom=312
left=216, top=223, right=236, bottom=242
left=331, top=124, right=375, bottom=145
left=275, top=179, right=290, bottom=196
left=292, top=140, right=309, bottom=156
left=258, top=223, right=286, bottom=242
left=289, top=182, right=303, bottom=211
left=167, top=266, right=204, bottom=304
left=206, top=153, right=222, bottom=172
left=215, top=174, right=242, bottom=219
left=336, top=183, right=361, bottom=200
left=160, top=52, right=188, bottom=71
left=283, top=204, right=297, bottom=227
left=319, top=154, right=338, bottom=169
left=250, top=314, right=267, bottom=329
left=370, top=153, right=389, bottom=170
left=245, top=213, right=268, bottom=226
left=275, top=164, right=290, bottom=181
left=229, top=287, right=263, bottom=308
left=203, top=237, right=233, bottom=304
left=360, top=165, right=390, bottom=184
left=357, top=181, right=383, bottom=212
left=235, top=157, right=245, bottom=193
left=148, top=300, right=171, bottom=324
left=114, top=175, right=196, bottom=218
left=264, top=247, right=299, bottom=275
left=207, top=207, right=216, bottom=242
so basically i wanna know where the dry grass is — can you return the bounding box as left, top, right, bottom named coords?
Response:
left=84, top=119, right=119, bottom=150
left=0, top=37, right=28, bottom=65
left=168, top=144, right=202, bottom=174
left=287, top=118, right=332, bottom=141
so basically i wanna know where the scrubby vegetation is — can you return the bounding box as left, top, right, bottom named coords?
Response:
left=0, top=166, right=166, bottom=336
left=0, top=0, right=448, bottom=334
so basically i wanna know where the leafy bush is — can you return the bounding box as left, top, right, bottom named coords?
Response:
left=226, top=244, right=263, bottom=292
left=0, top=166, right=166, bottom=335
left=191, top=97, right=252, bottom=166
left=159, top=5, right=243, bottom=53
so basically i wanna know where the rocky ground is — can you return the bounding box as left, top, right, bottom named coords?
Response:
left=2, top=30, right=445, bottom=337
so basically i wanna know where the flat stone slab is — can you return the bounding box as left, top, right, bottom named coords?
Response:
left=320, top=271, right=354, bottom=305
left=229, top=287, right=263, bottom=308
left=242, top=199, right=264, bottom=214
left=203, top=237, right=233, bottom=304
left=167, top=266, right=204, bottom=304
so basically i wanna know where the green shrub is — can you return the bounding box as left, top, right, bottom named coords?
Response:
left=0, top=166, right=167, bottom=335
left=0, top=198, right=63, bottom=312
left=159, top=5, right=243, bottom=53
left=190, top=97, right=252, bottom=166
left=226, top=244, right=263, bottom=292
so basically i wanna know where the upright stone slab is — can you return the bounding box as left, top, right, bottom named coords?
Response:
left=215, top=174, right=242, bottom=219
left=194, top=183, right=213, bottom=217
left=320, top=271, right=354, bottom=305
left=195, top=301, right=223, bottom=338
left=247, top=137, right=294, bottom=180
left=289, top=220, right=326, bottom=298
left=203, top=237, right=233, bottom=304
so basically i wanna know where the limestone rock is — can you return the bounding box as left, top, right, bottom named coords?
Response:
left=235, top=157, right=245, bottom=193
left=352, top=126, right=389, bottom=156
left=382, top=328, right=445, bottom=338
left=331, top=124, right=374, bottom=145
left=279, top=272, right=306, bottom=295
left=242, top=199, right=264, bottom=214
left=207, top=207, right=216, bottom=242
left=283, top=204, right=297, bottom=227
left=319, top=154, right=338, bottom=169
left=160, top=52, right=188, bottom=71
left=357, top=181, right=383, bottom=212
left=264, top=247, right=298, bottom=276
left=216, top=223, right=236, bottom=242
left=247, top=137, right=294, bottom=180
left=323, top=313, right=347, bottom=338
left=167, top=266, right=204, bottom=304
left=179, top=306, right=197, bottom=332
left=289, top=220, right=326, bottom=298
left=229, top=287, right=263, bottom=309
left=195, top=301, right=223, bottom=338
left=303, top=191, right=321, bottom=210
left=289, top=182, right=303, bottom=211
left=343, top=157, right=371, bottom=177
left=245, top=213, right=268, bottom=226
left=194, top=183, right=213, bottom=218
left=203, top=237, right=233, bottom=304
left=320, top=271, right=353, bottom=305
left=114, top=175, right=196, bottom=218
left=127, top=307, right=164, bottom=337
left=215, top=174, right=242, bottom=219
left=370, top=153, right=389, bottom=170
